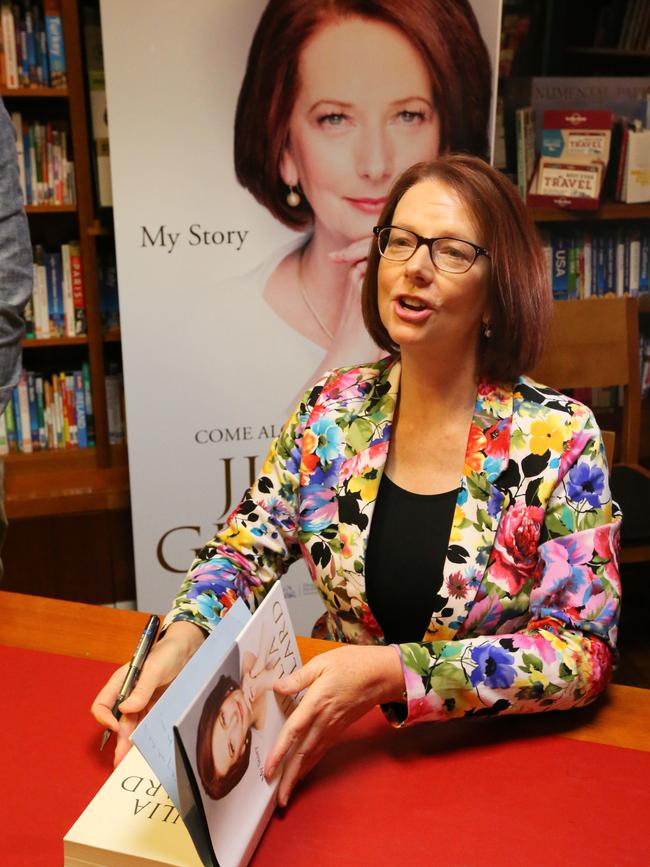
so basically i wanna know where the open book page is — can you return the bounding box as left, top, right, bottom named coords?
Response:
left=174, top=583, right=302, bottom=867
left=132, top=599, right=251, bottom=807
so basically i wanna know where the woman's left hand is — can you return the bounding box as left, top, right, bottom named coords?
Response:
left=264, top=644, right=404, bottom=806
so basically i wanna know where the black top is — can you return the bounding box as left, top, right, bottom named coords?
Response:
left=365, top=473, right=458, bottom=645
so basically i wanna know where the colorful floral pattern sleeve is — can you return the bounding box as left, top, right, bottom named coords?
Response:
left=391, top=383, right=621, bottom=727
left=161, top=376, right=328, bottom=633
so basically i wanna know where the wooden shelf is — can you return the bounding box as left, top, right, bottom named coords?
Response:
left=5, top=443, right=129, bottom=519
left=530, top=202, right=650, bottom=223
left=22, top=335, right=88, bottom=347
left=5, top=446, right=98, bottom=470
left=0, top=86, right=68, bottom=98
left=103, top=326, right=121, bottom=342
left=5, top=464, right=130, bottom=519
left=25, top=204, right=78, bottom=214
left=87, top=219, right=113, bottom=237
left=566, top=47, right=650, bottom=58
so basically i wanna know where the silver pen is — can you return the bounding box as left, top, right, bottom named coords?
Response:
left=99, top=614, right=160, bottom=751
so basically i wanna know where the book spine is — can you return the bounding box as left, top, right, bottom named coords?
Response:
left=516, top=107, right=528, bottom=199
left=4, top=395, right=16, bottom=452
left=52, top=251, right=64, bottom=335
left=43, top=379, right=54, bottom=448
left=14, top=2, right=26, bottom=87
left=105, top=373, right=124, bottom=444
left=11, top=387, right=21, bottom=451
left=69, top=241, right=86, bottom=335
left=74, top=369, right=87, bottom=447
left=37, top=6, right=49, bottom=85
left=26, top=370, right=39, bottom=450
left=1, top=3, right=19, bottom=89
left=605, top=232, right=616, bottom=295
left=615, top=228, right=625, bottom=296
left=82, top=360, right=94, bottom=445
left=44, top=0, right=65, bottom=87
left=17, top=370, right=32, bottom=453
left=23, top=294, right=35, bottom=339
left=32, top=245, right=49, bottom=338
left=60, top=242, right=75, bottom=337
left=35, top=372, right=47, bottom=449
left=24, top=5, right=35, bottom=84
left=582, top=231, right=592, bottom=299
left=639, top=232, right=649, bottom=294
left=10, top=111, right=26, bottom=203
left=0, top=406, right=7, bottom=456
left=551, top=234, right=568, bottom=300
left=567, top=235, right=578, bottom=299
left=58, top=371, right=69, bottom=446
left=65, top=372, right=77, bottom=446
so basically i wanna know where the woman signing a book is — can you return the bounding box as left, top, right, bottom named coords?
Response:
left=94, top=155, right=621, bottom=808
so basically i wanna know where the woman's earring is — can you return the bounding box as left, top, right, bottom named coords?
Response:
left=482, top=321, right=492, bottom=338
left=286, top=186, right=301, bottom=207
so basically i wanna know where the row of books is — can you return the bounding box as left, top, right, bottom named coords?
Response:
left=0, top=365, right=94, bottom=454
left=10, top=113, right=75, bottom=206
left=0, top=365, right=126, bottom=454
left=607, top=0, right=650, bottom=52
left=515, top=101, right=650, bottom=206
left=25, top=242, right=86, bottom=338
left=0, top=0, right=66, bottom=89
left=540, top=226, right=650, bottom=300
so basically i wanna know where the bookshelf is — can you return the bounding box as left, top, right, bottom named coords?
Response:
left=0, top=0, right=127, bottom=526
left=502, top=0, right=650, bottom=464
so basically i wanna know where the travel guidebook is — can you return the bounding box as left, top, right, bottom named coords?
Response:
left=64, top=584, right=303, bottom=867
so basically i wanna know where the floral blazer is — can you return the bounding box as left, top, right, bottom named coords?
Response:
left=164, top=357, right=621, bottom=726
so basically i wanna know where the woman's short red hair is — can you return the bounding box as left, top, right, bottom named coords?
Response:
left=234, top=0, right=492, bottom=230
left=362, top=154, right=552, bottom=382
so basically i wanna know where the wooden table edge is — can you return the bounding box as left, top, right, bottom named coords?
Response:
left=1, top=590, right=648, bottom=753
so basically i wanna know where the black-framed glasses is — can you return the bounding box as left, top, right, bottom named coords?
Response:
left=373, top=225, right=490, bottom=274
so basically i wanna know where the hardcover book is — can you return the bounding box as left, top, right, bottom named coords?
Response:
left=64, top=745, right=202, bottom=867
left=65, top=584, right=302, bottom=867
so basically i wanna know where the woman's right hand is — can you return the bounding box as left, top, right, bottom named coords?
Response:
left=322, top=237, right=383, bottom=369
left=91, top=620, right=205, bottom=766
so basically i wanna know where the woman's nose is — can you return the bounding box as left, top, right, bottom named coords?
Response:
left=405, top=243, right=435, bottom=284
left=356, top=122, right=392, bottom=182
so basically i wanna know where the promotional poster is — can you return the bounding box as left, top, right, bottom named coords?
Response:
left=100, top=0, right=502, bottom=633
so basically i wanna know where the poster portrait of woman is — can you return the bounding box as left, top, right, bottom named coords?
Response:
left=100, top=0, right=502, bottom=630
left=234, top=0, right=494, bottom=391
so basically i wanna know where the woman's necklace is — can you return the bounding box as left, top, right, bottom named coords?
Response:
left=298, top=250, right=334, bottom=342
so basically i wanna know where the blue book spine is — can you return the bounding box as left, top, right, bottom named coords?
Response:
left=605, top=233, right=616, bottom=295
left=35, top=6, right=49, bottom=84
left=623, top=230, right=630, bottom=296
left=640, top=234, right=649, bottom=294
left=45, top=251, right=65, bottom=335
left=45, top=9, right=66, bottom=87
left=11, top=389, right=22, bottom=451
left=26, top=371, right=40, bottom=450
left=595, top=235, right=606, bottom=296
left=551, top=234, right=568, bottom=300
left=25, top=8, right=36, bottom=83
left=22, top=126, right=32, bottom=205
left=74, top=370, right=88, bottom=448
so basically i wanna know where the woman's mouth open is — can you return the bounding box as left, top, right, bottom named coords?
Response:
left=393, top=296, right=433, bottom=323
